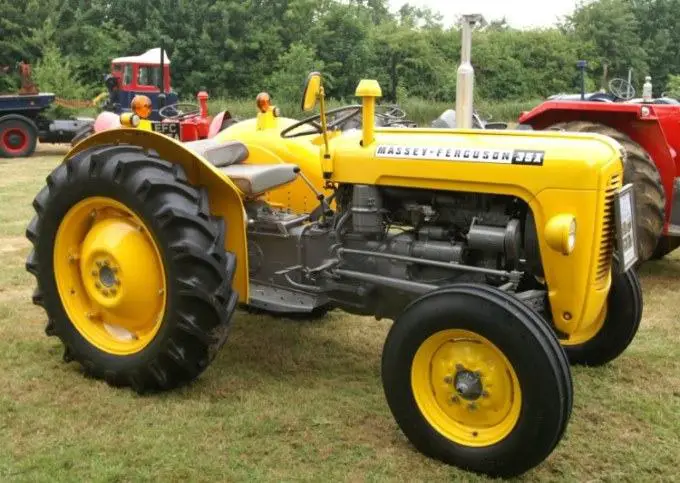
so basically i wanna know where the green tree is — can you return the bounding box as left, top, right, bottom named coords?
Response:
left=267, top=43, right=325, bottom=102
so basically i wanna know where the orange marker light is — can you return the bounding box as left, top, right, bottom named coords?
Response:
left=256, top=92, right=271, bottom=113
left=131, top=95, right=153, bottom=119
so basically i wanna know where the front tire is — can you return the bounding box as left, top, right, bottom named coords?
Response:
left=548, top=121, right=665, bottom=262
left=26, top=145, right=238, bottom=392
left=382, top=284, right=572, bottom=478
left=561, top=266, right=642, bottom=366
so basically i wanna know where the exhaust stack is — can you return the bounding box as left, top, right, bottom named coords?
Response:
left=455, top=14, right=485, bottom=129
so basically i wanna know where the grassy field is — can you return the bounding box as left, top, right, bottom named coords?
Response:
left=0, top=147, right=679, bottom=482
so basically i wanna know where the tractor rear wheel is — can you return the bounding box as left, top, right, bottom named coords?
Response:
left=25, top=145, right=238, bottom=392
left=548, top=121, right=665, bottom=263
left=382, top=284, right=572, bottom=478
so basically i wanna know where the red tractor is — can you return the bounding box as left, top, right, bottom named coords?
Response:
left=519, top=74, right=680, bottom=262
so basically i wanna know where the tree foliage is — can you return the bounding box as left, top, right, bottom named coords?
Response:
left=2, top=0, right=680, bottom=101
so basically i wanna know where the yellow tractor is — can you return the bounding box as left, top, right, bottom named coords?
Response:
left=25, top=20, right=641, bottom=479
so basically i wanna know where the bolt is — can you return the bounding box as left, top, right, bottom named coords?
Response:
left=96, top=261, right=103, bottom=267
left=115, top=279, right=121, bottom=286
left=102, top=289, right=109, bottom=296
left=468, top=403, right=477, bottom=411
left=564, top=312, right=572, bottom=321
left=451, top=396, right=460, bottom=404
left=90, top=210, right=97, bottom=218
left=110, top=289, right=117, bottom=296
left=482, top=391, right=490, bottom=399
left=95, top=282, right=101, bottom=289
left=111, top=267, right=118, bottom=273
left=158, top=289, right=164, bottom=296
left=103, top=260, right=110, bottom=266
left=91, top=270, right=97, bottom=276
left=456, top=364, right=465, bottom=372
left=444, top=376, right=453, bottom=384
left=68, top=255, right=76, bottom=263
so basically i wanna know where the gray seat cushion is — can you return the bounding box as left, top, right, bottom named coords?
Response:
left=220, top=164, right=298, bottom=197
left=184, top=139, right=249, bottom=167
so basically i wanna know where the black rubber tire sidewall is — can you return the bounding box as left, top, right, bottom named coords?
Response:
left=0, top=118, right=38, bottom=157
left=382, top=285, right=571, bottom=478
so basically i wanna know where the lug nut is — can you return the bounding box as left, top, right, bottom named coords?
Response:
left=482, top=391, right=490, bottom=398
left=468, top=403, right=477, bottom=411
left=110, top=289, right=117, bottom=296
left=456, top=364, right=464, bottom=371
left=451, top=396, right=460, bottom=404
left=91, top=270, right=97, bottom=276
left=444, top=376, right=453, bottom=384
left=96, top=261, right=103, bottom=267
left=95, top=282, right=101, bottom=289
left=102, top=289, right=109, bottom=296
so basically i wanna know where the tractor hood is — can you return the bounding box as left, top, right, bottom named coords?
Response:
left=328, top=127, right=624, bottom=199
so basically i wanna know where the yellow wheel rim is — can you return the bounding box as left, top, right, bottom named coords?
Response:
left=562, top=305, right=607, bottom=346
left=54, top=197, right=167, bottom=355
left=411, top=329, right=522, bottom=447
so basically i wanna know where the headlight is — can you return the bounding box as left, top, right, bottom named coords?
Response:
left=567, top=219, right=577, bottom=252
left=544, top=214, right=577, bottom=255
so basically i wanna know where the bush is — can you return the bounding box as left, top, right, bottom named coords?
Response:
left=32, top=45, right=90, bottom=100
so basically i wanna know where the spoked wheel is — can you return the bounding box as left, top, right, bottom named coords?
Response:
left=0, top=117, right=37, bottom=157
left=382, top=284, right=572, bottom=478
left=25, top=145, right=238, bottom=392
left=561, top=264, right=642, bottom=366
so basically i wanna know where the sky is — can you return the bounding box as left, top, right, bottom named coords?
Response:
left=387, top=0, right=581, bottom=29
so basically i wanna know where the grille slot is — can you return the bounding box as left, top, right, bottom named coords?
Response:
left=595, top=174, right=622, bottom=281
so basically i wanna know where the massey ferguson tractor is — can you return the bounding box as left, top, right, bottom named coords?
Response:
left=25, top=16, right=642, bottom=478
left=519, top=68, right=680, bottom=262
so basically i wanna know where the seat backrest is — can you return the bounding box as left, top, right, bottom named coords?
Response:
left=220, top=163, right=298, bottom=197
left=184, top=139, right=249, bottom=167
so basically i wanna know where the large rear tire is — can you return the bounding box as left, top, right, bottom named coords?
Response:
left=382, top=284, right=572, bottom=478
left=548, top=121, right=665, bottom=263
left=26, top=145, right=238, bottom=392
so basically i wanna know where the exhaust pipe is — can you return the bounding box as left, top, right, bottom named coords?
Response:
left=455, top=14, right=485, bottom=129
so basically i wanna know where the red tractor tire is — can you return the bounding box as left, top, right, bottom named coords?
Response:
left=548, top=121, right=665, bottom=263
left=0, top=117, right=38, bottom=158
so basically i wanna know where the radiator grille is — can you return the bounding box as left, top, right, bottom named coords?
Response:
left=595, top=174, right=622, bottom=282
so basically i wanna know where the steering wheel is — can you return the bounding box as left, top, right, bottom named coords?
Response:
left=281, top=105, right=363, bottom=138
left=159, top=103, right=201, bottom=121
left=609, top=78, right=636, bottom=100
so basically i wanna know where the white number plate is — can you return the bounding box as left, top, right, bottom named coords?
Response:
left=615, top=184, right=638, bottom=272
left=151, top=121, right=180, bottom=140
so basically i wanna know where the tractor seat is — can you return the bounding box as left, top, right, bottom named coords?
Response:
left=220, top=164, right=298, bottom=197
left=184, top=139, right=249, bottom=167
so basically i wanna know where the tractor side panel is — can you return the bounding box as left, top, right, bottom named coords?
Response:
left=521, top=105, right=678, bottom=230
left=66, top=129, right=250, bottom=302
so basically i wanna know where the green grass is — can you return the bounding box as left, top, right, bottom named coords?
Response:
left=0, top=148, right=679, bottom=481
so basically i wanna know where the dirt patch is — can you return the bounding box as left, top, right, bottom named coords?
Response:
left=0, top=236, right=29, bottom=254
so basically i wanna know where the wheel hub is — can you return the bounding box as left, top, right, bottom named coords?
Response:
left=410, top=329, right=522, bottom=447
left=7, top=132, right=24, bottom=148
left=453, top=368, right=483, bottom=401
left=54, top=197, right=167, bottom=355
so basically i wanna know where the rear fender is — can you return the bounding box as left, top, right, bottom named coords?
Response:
left=66, top=129, right=249, bottom=301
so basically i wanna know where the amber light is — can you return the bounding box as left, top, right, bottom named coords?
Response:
left=131, top=95, right=153, bottom=119
left=256, top=92, right=271, bottom=113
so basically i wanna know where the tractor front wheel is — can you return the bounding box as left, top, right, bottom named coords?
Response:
left=561, top=264, right=642, bottom=366
left=25, top=145, right=238, bottom=392
left=382, top=284, right=572, bottom=478
left=548, top=121, right=665, bottom=263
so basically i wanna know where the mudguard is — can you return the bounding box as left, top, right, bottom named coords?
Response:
left=66, top=129, right=249, bottom=301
